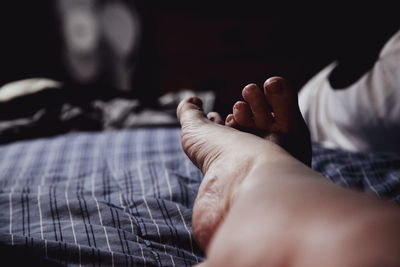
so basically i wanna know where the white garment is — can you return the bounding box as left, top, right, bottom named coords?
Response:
left=299, top=29, right=400, bottom=153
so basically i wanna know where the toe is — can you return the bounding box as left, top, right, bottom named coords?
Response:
left=225, top=114, right=240, bottom=128
left=264, top=77, right=311, bottom=166
left=242, top=83, right=274, bottom=130
left=233, top=101, right=255, bottom=128
left=207, top=112, right=224, bottom=125
left=263, top=77, right=301, bottom=132
left=177, top=97, right=207, bottom=126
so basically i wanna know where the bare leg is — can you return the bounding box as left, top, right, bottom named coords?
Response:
left=177, top=92, right=400, bottom=266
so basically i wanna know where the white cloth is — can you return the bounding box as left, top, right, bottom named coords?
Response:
left=0, top=78, right=62, bottom=102
left=299, top=29, right=400, bottom=153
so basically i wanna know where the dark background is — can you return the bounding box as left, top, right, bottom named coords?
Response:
left=0, top=1, right=398, bottom=116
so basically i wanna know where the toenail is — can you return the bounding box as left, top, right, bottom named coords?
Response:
left=188, top=97, right=203, bottom=109
left=245, top=83, right=257, bottom=88
left=266, top=80, right=281, bottom=93
left=244, top=84, right=258, bottom=93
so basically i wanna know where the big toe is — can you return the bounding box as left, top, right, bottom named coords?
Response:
left=264, top=77, right=311, bottom=166
left=263, top=77, right=303, bottom=133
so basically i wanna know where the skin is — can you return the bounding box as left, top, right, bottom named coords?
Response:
left=225, top=77, right=311, bottom=166
left=176, top=77, right=400, bottom=267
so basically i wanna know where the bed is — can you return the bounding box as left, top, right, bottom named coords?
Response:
left=0, top=124, right=400, bottom=266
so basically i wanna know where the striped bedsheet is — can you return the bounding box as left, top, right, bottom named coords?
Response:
left=0, top=128, right=204, bottom=266
left=0, top=127, right=399, bottom=266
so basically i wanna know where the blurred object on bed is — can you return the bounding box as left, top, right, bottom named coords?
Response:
left=0, top=78, right=63, bottom=102
left=0, top=0, right=149, bottom=104
left=56, top=0, right=141, bottom=91
left=0, top=78, right=215, bottom=145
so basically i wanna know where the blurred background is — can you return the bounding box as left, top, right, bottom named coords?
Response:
left=0, top=1, right=398, bottom=116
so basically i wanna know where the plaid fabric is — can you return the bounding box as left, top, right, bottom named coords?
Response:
left=0, top=128, right=399, bottom=266
left=0, top=128, right=204, bottom=266
left=312, top=143, right=400, bottom=203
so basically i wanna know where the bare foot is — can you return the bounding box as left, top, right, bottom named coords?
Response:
left=225, top=77, right=311, bottom=166
left=179, top=98, right=400, bottom=267
left=177, top=96, right=294, bottom=251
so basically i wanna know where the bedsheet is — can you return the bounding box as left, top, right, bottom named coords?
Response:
left=0, top=128, right=399, bottom=266
left=0, top=128, right=204, bottom=266
left=312, top=143, right=400, bottom=203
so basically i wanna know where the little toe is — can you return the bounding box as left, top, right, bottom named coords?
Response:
left=242, top=83, right=274, bottom=130
left=225, top=114, right=240, bottom=128
left=263, top=77, right=302, bottom=132
left=207, top=112, right=224, bottom=125
left=233, top=101, right=255, bottom=128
